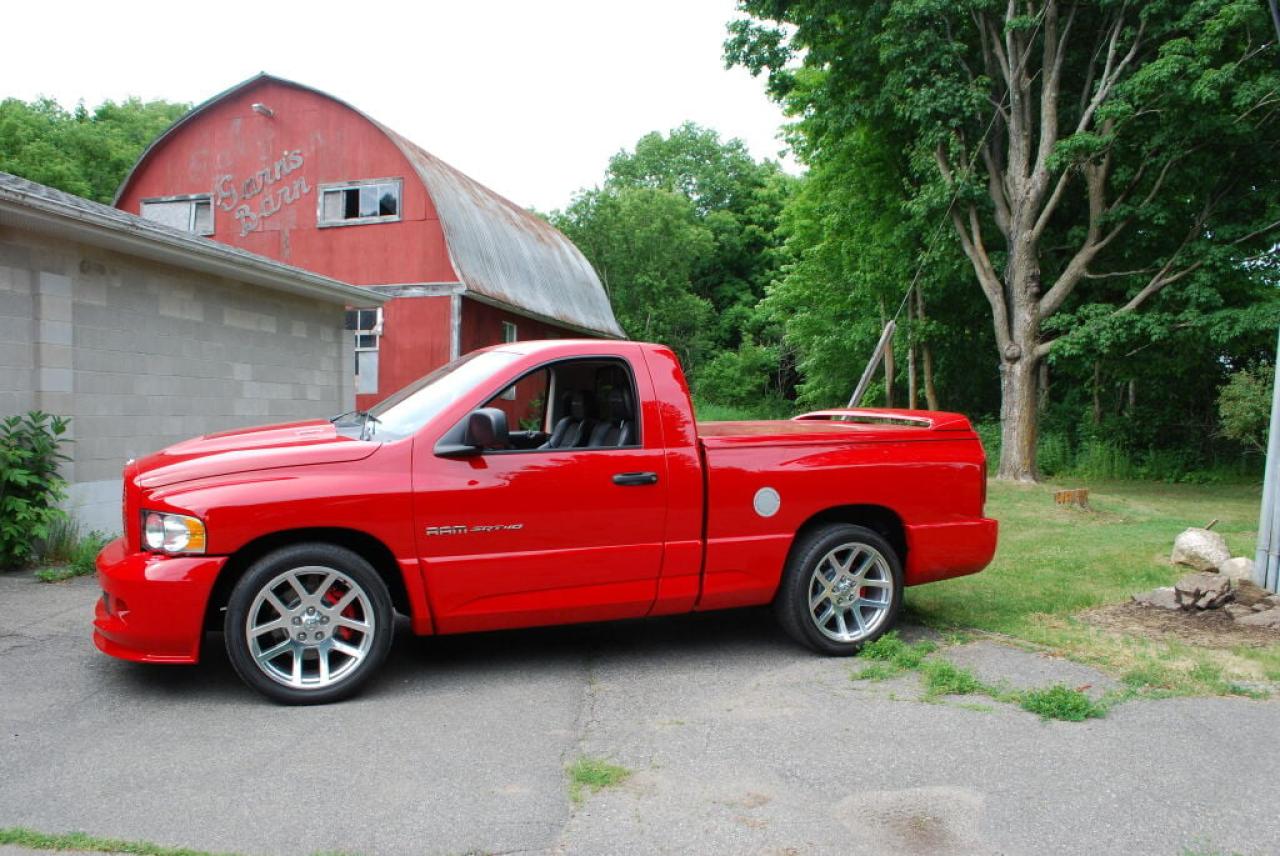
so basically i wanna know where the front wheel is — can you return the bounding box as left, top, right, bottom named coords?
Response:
left=224, top=544, right=393, bottom=704
left=774, top=524, right=903, bottom=655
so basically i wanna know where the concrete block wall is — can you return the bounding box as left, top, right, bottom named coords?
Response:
left=0, top=225, right=356, bottom=534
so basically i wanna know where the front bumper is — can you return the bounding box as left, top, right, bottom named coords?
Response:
left=93, top=537, right=226, bottom=664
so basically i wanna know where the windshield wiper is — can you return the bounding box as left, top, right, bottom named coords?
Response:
left=330, top=409, right=381, bottom=440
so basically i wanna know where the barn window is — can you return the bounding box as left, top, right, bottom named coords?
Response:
left=139, top=195, right=214, bottom=235
left=345, top=307, right=383, bottom=394
left=319, top=179, right=402, bottom=226
left=499, top=322, right=519, bottom=398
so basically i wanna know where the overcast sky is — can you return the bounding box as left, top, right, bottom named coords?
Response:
left=2, top=0, right=797, bottom=212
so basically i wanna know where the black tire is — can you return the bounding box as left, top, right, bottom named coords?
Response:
left=224, top=543, right=393, bottom=705
left=774, top=523, right=904, bottom=656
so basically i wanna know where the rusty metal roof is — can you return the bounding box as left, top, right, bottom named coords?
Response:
left=113, top=73, right=623, bottom=338
left=379, top=127, right=623, bottom=338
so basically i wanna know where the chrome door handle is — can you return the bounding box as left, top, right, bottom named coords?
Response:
left=612, top=471, right=658, bottom=486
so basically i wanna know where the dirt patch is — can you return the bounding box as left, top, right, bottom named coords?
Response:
left=1081, top=601, right=1280, bottom=649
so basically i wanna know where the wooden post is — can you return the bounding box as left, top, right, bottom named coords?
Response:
left=1254, top=327, right=1280, bottom=592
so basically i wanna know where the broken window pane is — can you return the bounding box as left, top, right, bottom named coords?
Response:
left=323, top=190, right=346, bottom=223
left=359, top=185, right=380, bottom=218
left=322, top=182, right=401, bottom=223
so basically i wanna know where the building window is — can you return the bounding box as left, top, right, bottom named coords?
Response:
left=319, top=179, right=402, bottom=226
left=139, top=195, right=214, bottom=235
left=501, top=322, right=518, bottom=398
left=345, top=307, right=383, bottom=394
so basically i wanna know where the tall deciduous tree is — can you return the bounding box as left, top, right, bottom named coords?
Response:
left=0, top=96, right=188, bottom=203
left=728, top=0, right=1280, bottom=480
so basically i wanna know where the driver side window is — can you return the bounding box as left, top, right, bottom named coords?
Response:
left=481, top=357, right=640, bottom=452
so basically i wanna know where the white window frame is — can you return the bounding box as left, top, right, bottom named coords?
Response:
left=348, top=307, right=383, bottom=395
left=317, top=178, right=403, bottom=228
left=139, top=194, right=215, bottom=236
left=500, top=322, right=518, bottom=398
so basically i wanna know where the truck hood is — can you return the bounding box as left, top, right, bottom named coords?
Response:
left=135, top=419, right=380, bottom=489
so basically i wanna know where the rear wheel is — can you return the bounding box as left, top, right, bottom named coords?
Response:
left=774, top=524, right=903, bottom=655
left=224, top=544, right=393, bottom=704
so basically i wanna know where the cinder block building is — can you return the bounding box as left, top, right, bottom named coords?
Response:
left=0, top=173, right=384, bottom=531
left=113, top=73, right=624, bottom=410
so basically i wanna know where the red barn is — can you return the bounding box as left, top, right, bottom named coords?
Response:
left=114, top=73, right=623, bottom=411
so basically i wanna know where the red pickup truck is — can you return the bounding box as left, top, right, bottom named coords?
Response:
left=95, top=340, right=996, bottom=703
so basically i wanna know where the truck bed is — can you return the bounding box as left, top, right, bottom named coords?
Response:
left=696, top=409, right=977, bottom=446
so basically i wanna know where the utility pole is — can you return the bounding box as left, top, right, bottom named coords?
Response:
left=1255, top=327, right=1280, bottom=593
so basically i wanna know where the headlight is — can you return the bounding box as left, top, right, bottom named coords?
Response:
left=141, top=511, right=206, bottom=554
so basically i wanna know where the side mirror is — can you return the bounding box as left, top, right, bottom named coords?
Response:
left=464, top=407, right=509, bottom=449
left=436, top=407, right=509, bottom=458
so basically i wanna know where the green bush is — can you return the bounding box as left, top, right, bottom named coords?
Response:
left=694, top=341, right=788, bottom=409
left=0, top=412, right=70, bottom=570
left=1218, top=364, right=1274, bottom=452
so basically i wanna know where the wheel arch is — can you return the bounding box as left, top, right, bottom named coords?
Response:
left=204, top=527, right=411, bottom=631
left=792, top=505, right=907, bottom=569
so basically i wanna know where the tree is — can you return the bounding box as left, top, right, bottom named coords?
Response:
left=552, top=187, right=717, bottom=371
left=0, top=96, right=188, bottom=203
left=728, top=0, right=1280, bottom=480
left=603, top=123, right=797, bottom=352
left=552, top=124, right=797, bottom=384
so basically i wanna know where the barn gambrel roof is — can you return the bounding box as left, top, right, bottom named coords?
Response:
left=114, top=73, right=623, bottom=338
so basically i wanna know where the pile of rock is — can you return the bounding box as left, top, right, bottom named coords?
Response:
left=1131, top=527, right=1280, bottom=629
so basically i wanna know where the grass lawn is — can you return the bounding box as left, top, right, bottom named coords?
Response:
left=904, top=479, right=1280, bottom=696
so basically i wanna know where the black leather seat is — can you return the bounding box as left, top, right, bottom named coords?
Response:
left=544, top=392, right=594, bottom=449
left=587, top=386, right=635, bottom=447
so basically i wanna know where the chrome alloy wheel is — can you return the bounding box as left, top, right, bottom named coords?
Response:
left=807, top=542, right=894, bottom=643
left=245, top=566, right=375, bottom=690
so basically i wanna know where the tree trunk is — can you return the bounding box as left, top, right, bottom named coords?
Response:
left=997, top=355, right=1040, bottom=481
left=879, top=298, right=895, bottom=407
left=907, top=291, right=919, bottom=409
left=1038, top=361, right=1050, bottom=414
left=916, top=287, right=939, bottom=410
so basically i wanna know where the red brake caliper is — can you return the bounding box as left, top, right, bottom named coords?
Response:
left=322, top=586, right=358, bottom=641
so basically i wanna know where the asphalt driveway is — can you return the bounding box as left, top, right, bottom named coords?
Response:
left=2, top=572, right=1278, bottom=856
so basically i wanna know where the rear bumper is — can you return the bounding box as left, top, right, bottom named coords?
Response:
left=93, top=537, right=225, bottom=664
left=904, top=518, right=999, bottom=586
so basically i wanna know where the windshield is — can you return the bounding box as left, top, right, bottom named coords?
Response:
left=362, top=350, right=521, bottom=441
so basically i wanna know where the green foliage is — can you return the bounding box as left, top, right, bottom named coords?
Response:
left=692, top=396, right=793, bottom=422
left=860, top=631, right=936, bottom=670
left=553, top=186, right=716, bottom=370
left=1017, top=685, right=1107, bottom=722
left=0, top=97, right=189, bottom=203
left=920, top=660, right=983, bottom=698
left=566, top=757, right=631, bottom=804
left=694, top=340, right=788, bottom=408
left=906, top=479, right=1279, bottom=696
left=1218, top=364, right=1275, bottom=452
left=0, top=827, right=232, bottom=856
left=552, top=123, right=796, bottom=382
left=37, top=514, right=81, bottom=564
left=0, top=412, right=70, bottom=571
left=854, top=632, right=1116, bottom=717
left=728, top=0, right=1280, bottom=473
left=36, top=530, right=109, bottom=583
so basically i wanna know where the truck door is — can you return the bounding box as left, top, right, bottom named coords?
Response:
left=413, top=351, right=668, bottom=634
